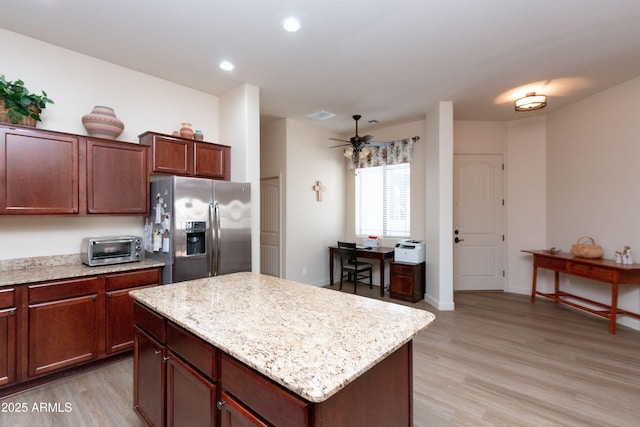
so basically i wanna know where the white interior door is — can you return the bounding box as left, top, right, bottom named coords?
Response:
left=260, top=177, right=281, bottom=277
left=453, top=154, right=505, bottom=290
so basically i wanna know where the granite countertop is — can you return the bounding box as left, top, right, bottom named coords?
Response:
left=130, top=272, right=435, bottom=403
left=0, top=254, right=165, bottom=287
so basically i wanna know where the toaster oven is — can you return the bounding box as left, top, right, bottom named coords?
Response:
left=81, top=235, right=144, bottom=266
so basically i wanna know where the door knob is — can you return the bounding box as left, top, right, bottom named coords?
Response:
left=454, top=229, right=459, bottom=235
left=455, top=237, right=464, bottom=243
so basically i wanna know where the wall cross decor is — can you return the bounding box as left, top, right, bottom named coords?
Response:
left=313, top=181, right=326, bottom=202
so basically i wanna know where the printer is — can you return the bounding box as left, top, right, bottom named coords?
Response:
left=394, top=239, right=425, bottom=263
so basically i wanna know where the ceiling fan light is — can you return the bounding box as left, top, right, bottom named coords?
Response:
left=343, top=147, right=353, bottom=158
left=515, top=92, right=547, bottom=111
left=360, top=147, right=371, bottom=158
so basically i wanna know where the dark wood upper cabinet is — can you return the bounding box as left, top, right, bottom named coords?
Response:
left=0, top=126, right=79, bottom=214
left=140, top=131, right=230, bottom=181
left=86, top=139, right=149, bottom=214
left=194, top=141, right=230, bottom=180
left=0, top=123, right=149, bottom=216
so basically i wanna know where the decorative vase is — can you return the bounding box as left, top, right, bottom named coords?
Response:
left=179, top=122, right=193, bottom=139
left=82, top=106, right=124, bottom=140
left=193, top=130, right=204, bottom=141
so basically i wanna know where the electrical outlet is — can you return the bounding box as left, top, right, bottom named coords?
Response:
left=302, top=266, right=308, bottom=275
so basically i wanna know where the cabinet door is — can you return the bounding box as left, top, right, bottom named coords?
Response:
left=0, top=127, right=79, bottom=214
left=106, top=269, right=161, bottom=354
left=106, top=285, right=156, bottom=354
left=27, top=294, right=98, bottom=377
left=194, top=142, right=230, bottom=180
left=149, top=136, right=192, bottom=176
left=134, top=326, right=166, bottom=427
left=0, top=290, right=17, bottom=387
left=219, top=391, right=269, bottom=427
left=86, top=139, right=148, bottom=214
left=166, top=351, right=216, bottom=427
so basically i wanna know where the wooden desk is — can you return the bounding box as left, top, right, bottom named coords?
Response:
left=522, top=250, right=640, bottom=334
left=329, top=246, right=395, bottom=297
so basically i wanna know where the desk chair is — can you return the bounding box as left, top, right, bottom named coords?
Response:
left=337, top=241, right=373, bottom=294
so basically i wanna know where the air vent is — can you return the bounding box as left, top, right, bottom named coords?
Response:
left=306, top=110, right=336, bottom=120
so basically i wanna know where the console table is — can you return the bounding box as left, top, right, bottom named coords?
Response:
left=522, top=250, right=640, bottom=334
left=329, top=246, right=395, bottom=297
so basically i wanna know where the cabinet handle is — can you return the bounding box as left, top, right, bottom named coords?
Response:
left=154, top=350, right=162, bottom=356
left=163, top=356, right=171, bottom=362
left=92, top=295, right=97, bottom=302
left=107, top=293, right=112, bottom=298
left=216, top=401, right=226, bottom=410
left=9, top=309, right=16, bottom=316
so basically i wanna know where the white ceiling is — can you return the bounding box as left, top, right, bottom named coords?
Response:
left=2, top=0, right=640, bottom=134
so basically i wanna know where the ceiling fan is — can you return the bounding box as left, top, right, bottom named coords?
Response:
left=329, top=114, right=391, bottom=160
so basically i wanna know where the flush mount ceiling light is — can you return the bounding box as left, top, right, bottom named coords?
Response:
left=219, top=61, right=234, bottom=71
left=515, top=92, right=547, bottom=111
left=283, top=17, right=301, bottom=32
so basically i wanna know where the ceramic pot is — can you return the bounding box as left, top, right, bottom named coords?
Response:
left=193, top=130, right=204, bottom=141
left=180, top=122, right=193, bottom=139
left=82, top=106, right=124, bottom=140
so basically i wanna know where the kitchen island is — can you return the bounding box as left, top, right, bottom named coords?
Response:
left=130, top=272, right=435, bottom=427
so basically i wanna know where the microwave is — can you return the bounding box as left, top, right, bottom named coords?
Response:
left=81, top=235, right=144, bottom=266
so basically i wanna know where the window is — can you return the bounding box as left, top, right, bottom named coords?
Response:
left=355, top=163, right=410, bottom=238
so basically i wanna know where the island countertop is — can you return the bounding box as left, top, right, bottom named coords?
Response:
left=129, top=272, right=435, bottom=403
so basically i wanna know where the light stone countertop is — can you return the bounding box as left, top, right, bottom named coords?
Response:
left=0, top=254, right=164, bottom=287
left=129, top=272, right=435, bottom=403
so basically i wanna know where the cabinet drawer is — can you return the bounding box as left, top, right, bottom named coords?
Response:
left=28, top=277, right=99, bottom=304
left=134, top=301, right=166, bottom=343
left=0, top=287, right=15, bottom=309
left=105, top=268, right=161, bottom=291
left=221, top=354, right=308, bottom=427
left=167, top=322, right=217, bottom=380
left=535, top=256, right=566, bottom=271
left=567, top=263, right=614, bottom=282
left=391, top=263, right=415, bottom=276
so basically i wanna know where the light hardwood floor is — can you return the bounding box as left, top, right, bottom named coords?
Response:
left=1, top=285, right=639, bottom=426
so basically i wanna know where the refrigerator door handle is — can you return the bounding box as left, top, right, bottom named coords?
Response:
left=209, top=203, right=216, bottom=277
left=212, top=202, right=222, bottom=276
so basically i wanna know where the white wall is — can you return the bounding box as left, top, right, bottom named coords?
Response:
left=506, top=117, right=547, bottom=294
left=425, top=102, right=455, bottom=310
left=546, top=76, right=640, bottom=329
left=219, top=84, right=261, bottom=273
left=261, top=118, right=345, bottom=285
left=0, top=28, right=259, bottom=261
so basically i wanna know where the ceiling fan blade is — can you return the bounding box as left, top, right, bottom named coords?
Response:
left=362, top=135, right=374, bottom=142
left=328, top=137, right=349, bottom=143
left=329, top=143, right=351, bottom=148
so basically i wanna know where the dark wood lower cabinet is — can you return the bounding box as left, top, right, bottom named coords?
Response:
left=106, top=269, right=162, bottom=354
left=0, top=288, right=17, bottom=387
left=134, top=301, right=414, bottom=427
left=166, top=351, right=216, bottom=427
left=219, top=391, right=269, bottom=427
left=134, top=327, right=166, bottom=427
left=27, top=277, right=99, bottom=378
left=0, top=267, right=161, bottom=396
left=390, top=262, right=426, bottom=302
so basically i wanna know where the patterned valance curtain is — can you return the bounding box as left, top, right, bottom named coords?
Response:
left=351, top=137, right=417, bottom=170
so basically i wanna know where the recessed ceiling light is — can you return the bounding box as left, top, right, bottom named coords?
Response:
left=283, top=17, right=301, bottom=32
left=219, top=61, right=234, bottom=71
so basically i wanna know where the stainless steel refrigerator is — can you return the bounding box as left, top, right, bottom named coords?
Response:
left=145, top=176, right=251, bottom=284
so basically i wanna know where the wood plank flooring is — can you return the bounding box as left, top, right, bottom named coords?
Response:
left=1, top=284, right=639, bottom=426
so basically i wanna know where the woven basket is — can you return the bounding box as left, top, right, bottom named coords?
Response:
left=570, top=236, right=603, bottom=259
left=0, top=99, right=37, bottom=127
